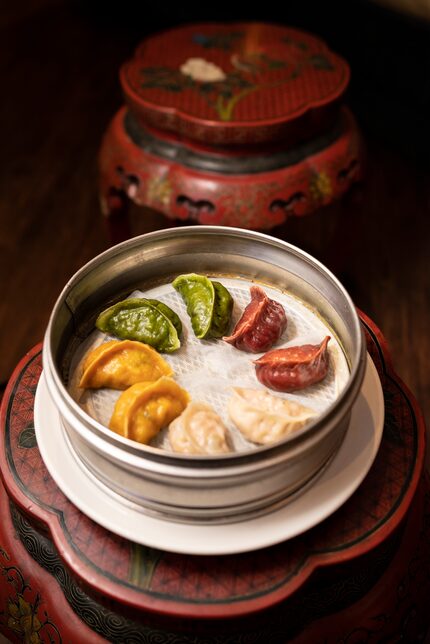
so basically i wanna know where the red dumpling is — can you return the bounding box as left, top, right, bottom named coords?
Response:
left=254, top=336, right=331, bottom=391
left=223, top=285, right=287, bottom=353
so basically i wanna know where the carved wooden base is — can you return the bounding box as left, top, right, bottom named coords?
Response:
left=99, top=106, right=363, bottom=243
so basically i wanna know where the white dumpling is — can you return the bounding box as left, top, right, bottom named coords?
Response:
left=168, top=402, right=230, bottom=455
left=228, top=388, right=316, bottom=445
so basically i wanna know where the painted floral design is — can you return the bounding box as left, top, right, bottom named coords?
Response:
left=139, top=53, right=284, bottom=122
left=310, top=171, right=333, bottom=202
left=147, top=175, right=172, bottom=207
left=7, top=595, right=42, bottom=644
left=192, top=31, right=243, bottom=51
left=0, top=547, right=62, bottom=643
left=180, top=58, right=226, bottom=82
left=282, top=35, right=334, bottom=72
left=138, top=32, right=335, bottom=122
left=129, top=544, right=162, bottom=589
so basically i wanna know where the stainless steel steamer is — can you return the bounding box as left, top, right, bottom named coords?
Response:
left=43, top=227, right=366, bottom=524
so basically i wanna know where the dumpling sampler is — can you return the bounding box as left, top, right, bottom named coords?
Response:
left=228, top=388, right=316, bottom=445
left=169, top=402, right=230, bottom=455
left=79, top=340, right=173, bottom=390
left=109, top=377, right=189, bottom=444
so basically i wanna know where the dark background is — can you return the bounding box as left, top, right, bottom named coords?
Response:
left=1, top=1, right=429, bottom=450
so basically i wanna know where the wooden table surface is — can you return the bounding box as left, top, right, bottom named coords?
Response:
left=1, top=2, right=429, bottom=456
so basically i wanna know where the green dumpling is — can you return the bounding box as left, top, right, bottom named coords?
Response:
left=172, top=274, right=233, bottom=339
left=96, top=298, right=181, bottom=353
left=146, top=299, right=182, bottom=337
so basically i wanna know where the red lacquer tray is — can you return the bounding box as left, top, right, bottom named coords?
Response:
left=0, top=313, right=427, bottom=642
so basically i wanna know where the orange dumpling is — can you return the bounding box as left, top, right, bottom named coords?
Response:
left=79, top=340, right=173, bottom=390
left=109, top=377, right=190, bottom=444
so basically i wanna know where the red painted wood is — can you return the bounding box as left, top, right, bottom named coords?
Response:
left=121, top=23, right=349, bottom=145
left=0, top=312, right=427, bottom=636
left=0, top=481, right=105, bottom=644
left=99, top=22, right=363, bottom=239
left=293, top=477, right=430, bottom=642
left=99, top=106, right=362, bottom=236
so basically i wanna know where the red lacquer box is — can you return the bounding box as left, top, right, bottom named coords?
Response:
left=99, top=23, right=363, bottom=238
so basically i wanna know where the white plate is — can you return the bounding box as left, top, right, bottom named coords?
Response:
left=34, top=355, right=384, bottom=556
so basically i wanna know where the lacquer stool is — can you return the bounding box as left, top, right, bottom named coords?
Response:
left=0, top=312, right=428, bottom=643
left=99, top=23, right=363, bottom=243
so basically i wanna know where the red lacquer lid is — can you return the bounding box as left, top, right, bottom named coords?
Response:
left=120, top=23, right=350, bottom=145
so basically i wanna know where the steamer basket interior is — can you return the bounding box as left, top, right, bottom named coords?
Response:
left=43, top=227, right=366, bottom=523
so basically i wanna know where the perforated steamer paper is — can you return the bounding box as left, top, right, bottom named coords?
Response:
left=68, top=279, right=350, bottom=452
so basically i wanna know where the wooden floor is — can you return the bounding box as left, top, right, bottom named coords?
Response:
left=1, top=2, right=429, bottom=451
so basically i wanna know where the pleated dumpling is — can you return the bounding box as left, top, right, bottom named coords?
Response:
left=228, top=388, right=316, bottom=445
left=168, top=402, right=230, bottom=455
left=79, top=340, right=173, bottom=390
left=223, top=285, right=287, bottom=353
left=254, top=336, right=331, bottom=392
left=109, top=377, right=190, bottom=444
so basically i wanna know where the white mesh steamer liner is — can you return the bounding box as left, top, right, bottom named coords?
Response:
left=69, top=277, right=350, bottom=453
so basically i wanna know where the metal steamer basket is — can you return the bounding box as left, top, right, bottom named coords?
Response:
left=43, top=227, right=366, bottom=524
